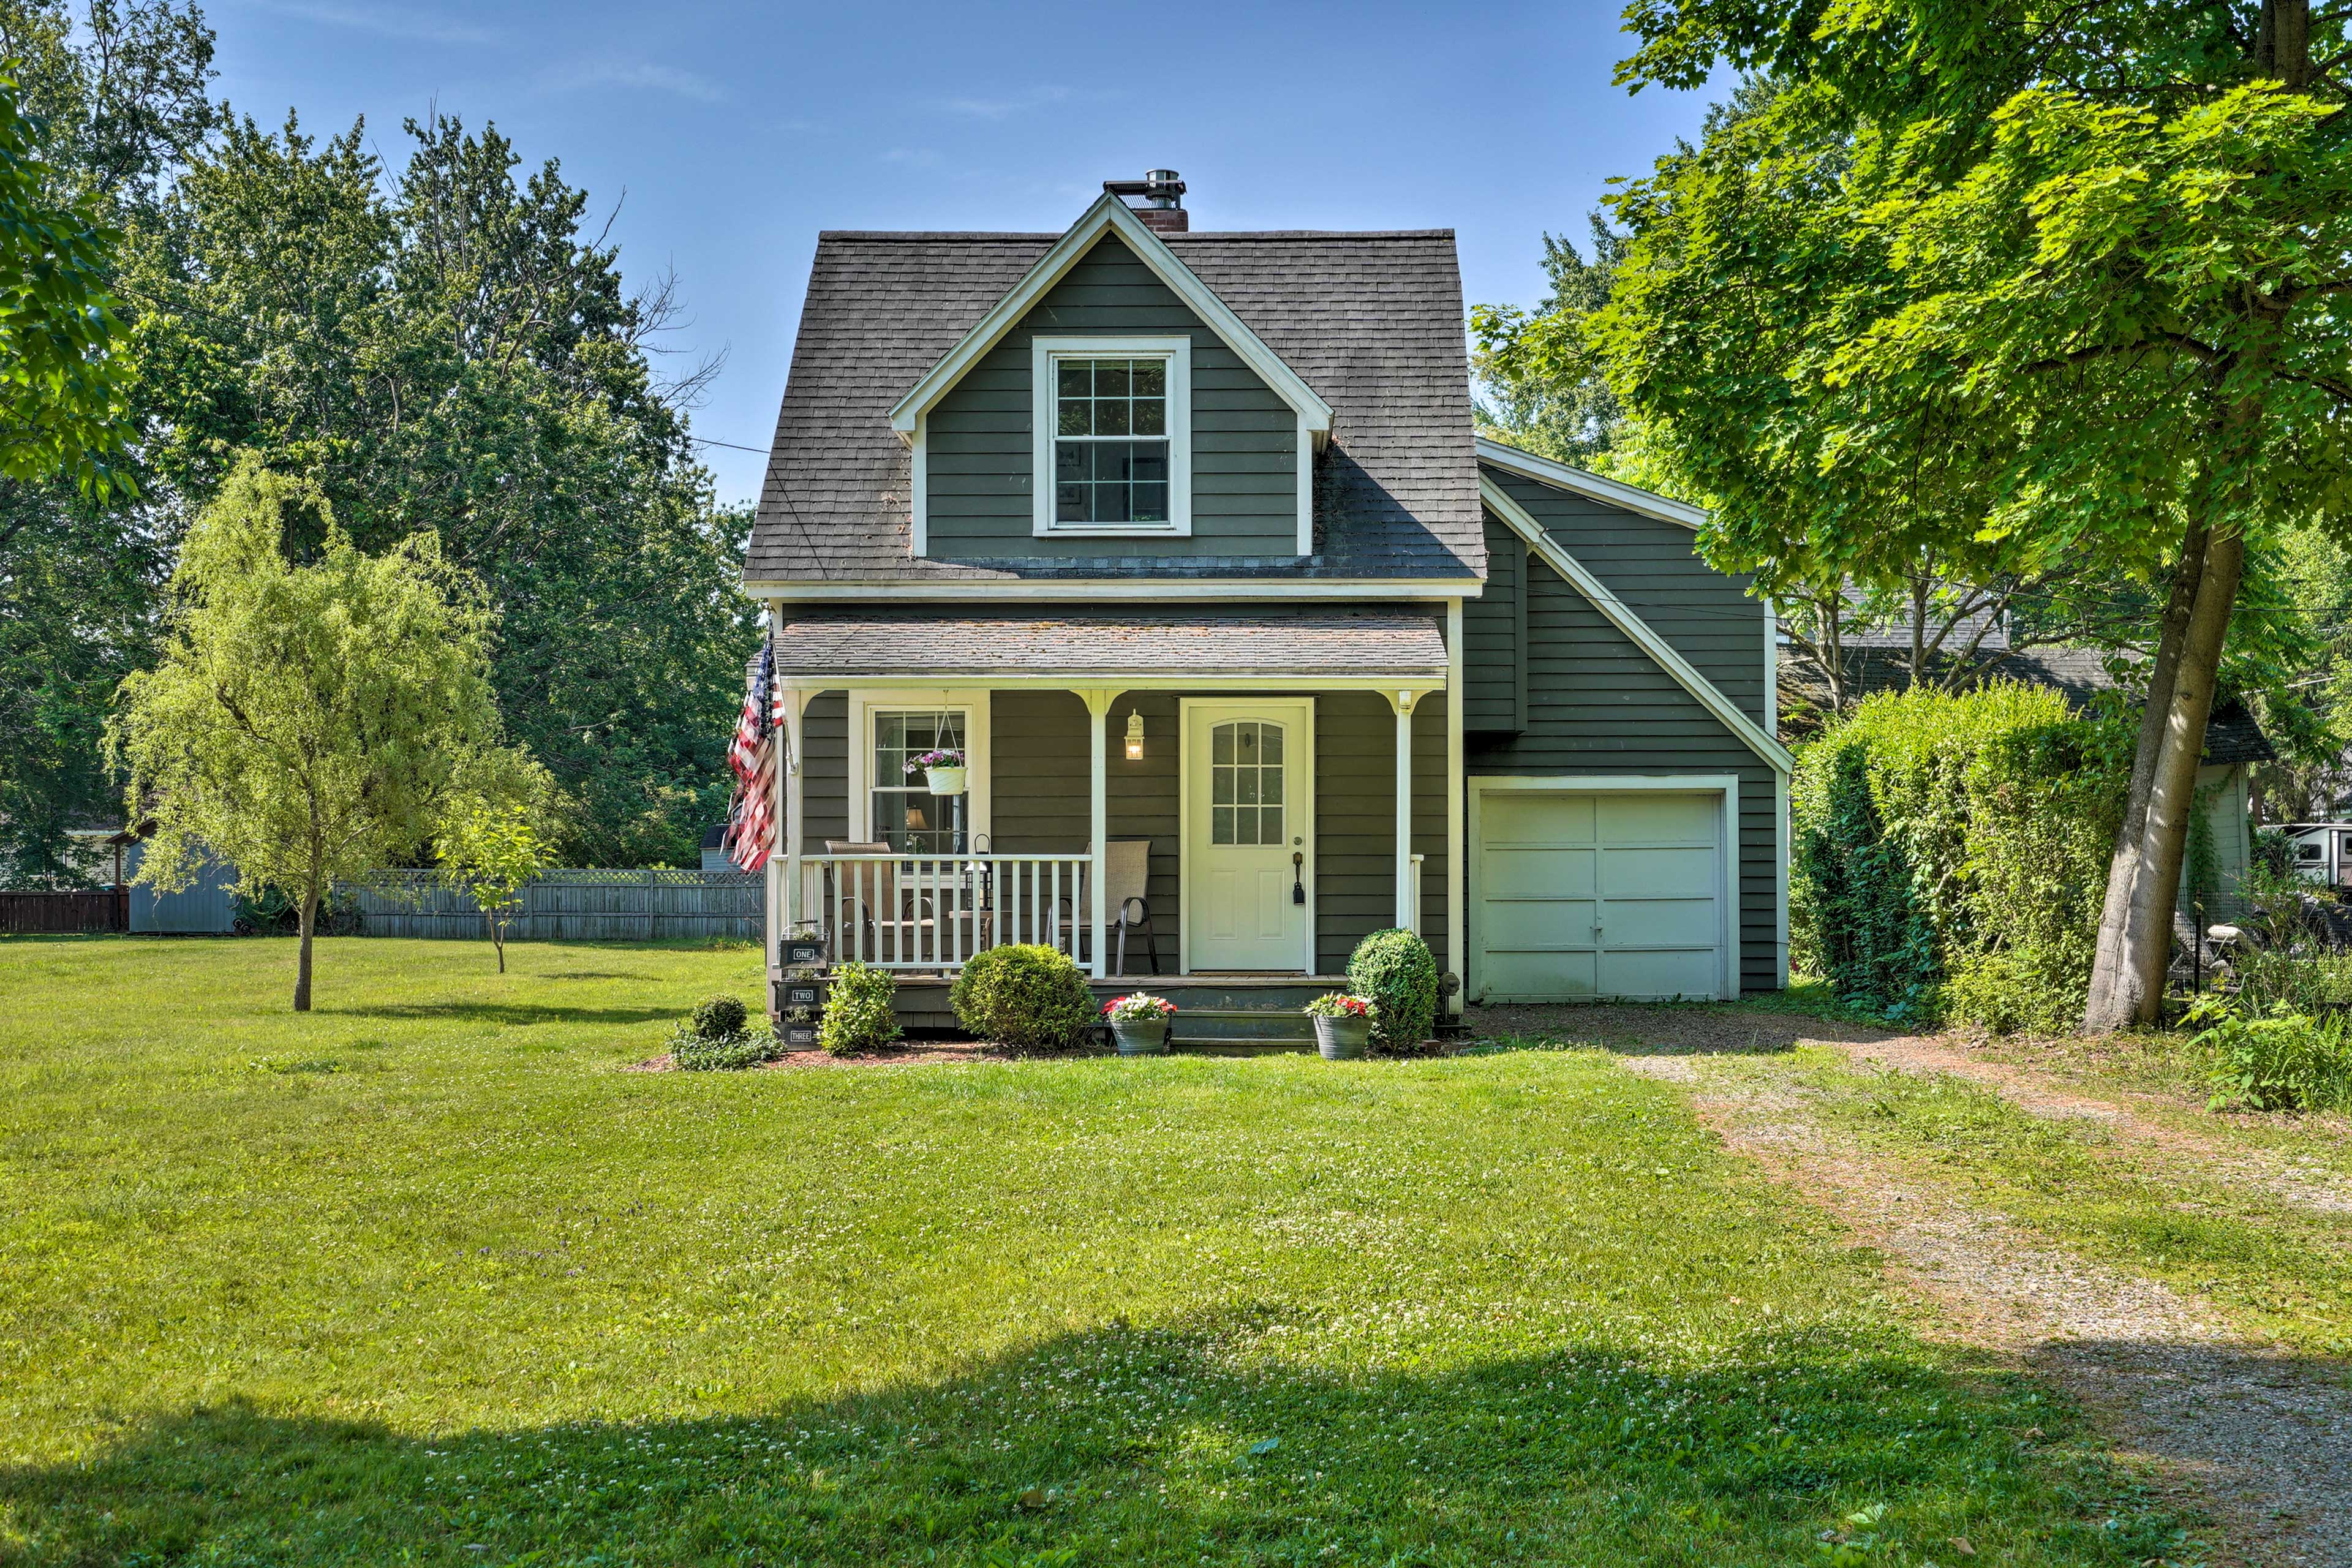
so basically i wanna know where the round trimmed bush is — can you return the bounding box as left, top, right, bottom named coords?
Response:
left=1348, top=928, right=1438, bottom=1054
left=951, top=943, right=1094, bottom=1049
left=690, top=993, right=748, bottom=1041
left=819, top=961, right=902, bottom=1055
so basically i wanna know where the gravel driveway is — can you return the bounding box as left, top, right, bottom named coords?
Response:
left=1466, top=1002, right=2352, bottom=1568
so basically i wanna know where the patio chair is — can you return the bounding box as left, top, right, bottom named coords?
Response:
left=1058, top=839, right=1164, bottom=976
left=823, top=840, right=940, bottom=963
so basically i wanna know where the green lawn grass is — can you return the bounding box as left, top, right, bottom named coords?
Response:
left=0, top=938, right=2197, bottom=1566
left=1732, top=1046, right=2352, bottom=1358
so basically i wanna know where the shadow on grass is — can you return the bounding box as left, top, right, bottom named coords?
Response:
left=1462, top=1000, right=1901, bottom=1061
left=0, top=1319, right=2197, bottom=1567
left=323, top=1001, right=678, bottom=1027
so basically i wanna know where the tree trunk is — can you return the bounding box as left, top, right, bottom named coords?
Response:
left=2083, top=516, right=2206, bottom=1028
left=294, top=872, right=320, bottom=1012
left=2084, top=526, right=2246, bottom=1030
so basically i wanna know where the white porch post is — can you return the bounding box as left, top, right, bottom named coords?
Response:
left=778, top=685, right=805, bottom=947
left=1390, top=688, right=1419, bottom=932
left=1446, top=600, right=1465, bottom=1017
left=1079, top=688, right=1118, bottom=978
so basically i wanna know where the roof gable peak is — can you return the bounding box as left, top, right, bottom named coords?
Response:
left=886, top=192, right=1334, bottom=445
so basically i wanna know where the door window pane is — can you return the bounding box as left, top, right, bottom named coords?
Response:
left=1208, top=722, right=1285, bottom=846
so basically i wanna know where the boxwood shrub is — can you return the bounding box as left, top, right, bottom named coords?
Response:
left=1348, top=928, right=1438, bottom=1054
left=690, top=994, right=748, bottom=1041
left=820, top=961, right=902, bottom=1055
left=951, top=943, right=1094, bottom=1049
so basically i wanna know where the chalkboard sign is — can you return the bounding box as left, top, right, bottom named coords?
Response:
left=782, top=937, right=827, bottom=966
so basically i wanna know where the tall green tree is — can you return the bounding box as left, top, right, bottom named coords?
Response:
left=110, top=456, right=537, bottom=1010
left=1472, top=215, right=1628, bottom=466
left=0, top=0, right=210, bottom=885
left=126, top=108, right=755, bottom=865
left=1597, top=0, right=2352, bottom=1027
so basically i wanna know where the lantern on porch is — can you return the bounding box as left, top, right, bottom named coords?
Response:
left=1125, top=710, right=1145, bottom=761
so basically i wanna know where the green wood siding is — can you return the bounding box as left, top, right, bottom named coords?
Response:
left=802, top=692, right=848, bottom=846
left=1465, top=521, right=1524, bottom=731
left=1311, top=692, right=1450, bottom=976
left=1466, top=545, right=1781, bottom=995
left=1485, top=467, right=1767, bottom=726
left=925, top=235, right=1302, bottom=558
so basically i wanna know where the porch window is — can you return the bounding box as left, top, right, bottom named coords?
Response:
left=1209, top=720, right=1284, bottom=846
left=871, top=709, right=968, bottom=854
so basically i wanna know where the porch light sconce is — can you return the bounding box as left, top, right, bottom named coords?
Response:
left=1125, top=710, right=1145, bottom=761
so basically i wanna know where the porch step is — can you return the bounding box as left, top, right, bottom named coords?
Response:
left=1168, top=1006, right=1319, bottom=1046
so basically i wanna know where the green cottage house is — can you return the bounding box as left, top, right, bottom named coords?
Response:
left=744, top=172, right=1791, bottom=1039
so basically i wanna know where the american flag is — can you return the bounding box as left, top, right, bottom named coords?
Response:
left=722, top=645, right=779, bottom=873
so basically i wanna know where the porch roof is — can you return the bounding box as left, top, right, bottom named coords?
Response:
left=766, top=609, right=1448, bottom=680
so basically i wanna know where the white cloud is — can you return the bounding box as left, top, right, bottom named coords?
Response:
left=241, top=0, right=498, bottom=46
left=935, top=85, right=1078, bottom=119
left=880, top=148, right=941, bottom=168
left=538, top=61, right=730, bottom=105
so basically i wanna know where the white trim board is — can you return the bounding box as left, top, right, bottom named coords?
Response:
left=1474, top=437, right=1707, bottom=532
left=744, top=578, right=1486, bottom=603
left=1467, top=774, right=1741, bottom=1002
left=889, top=194, right=1333, bottom=447
left=781, top=673, right=1443, bottom=696
left=1030, top=334, right=1193, bottom=538
left=1478, top=473, right=1792, bottom=775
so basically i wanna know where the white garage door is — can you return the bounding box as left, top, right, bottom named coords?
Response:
left=1473, top=788, right=1727, bottom=1002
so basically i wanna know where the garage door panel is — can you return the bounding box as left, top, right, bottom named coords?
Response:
left=1475, top=786, right=1728, bottom=1003
left=1480, top=846, right=1595, bottom=900
left=1597, top=845, right=1716, bottom=900
left=1599, top=948, right=1721, bottom=1000
left=1597, top=792, right=1717, bottom=842
left=1483, top=896, right=1596, bottom=949
left=1484, top=791, right=1594, bottom=845
left=1602, top=895, right=1717, bottom=948
left=1482, top=948, right=1598, bottom=1000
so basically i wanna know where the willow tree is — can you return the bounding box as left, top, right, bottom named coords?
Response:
left=1595, top=0, right=2352, bottom=1027
left=110, top=456, right=537, bottom=1010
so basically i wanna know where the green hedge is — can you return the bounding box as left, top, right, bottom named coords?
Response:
left=1348, top=928, right=1439, bottom=1054
left=1792, top=683, right=2130, bottom=1031
left=949, top=943, right=1094, bottom=1049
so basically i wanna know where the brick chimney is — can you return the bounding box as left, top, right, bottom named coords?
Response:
left=1104, top=168, right=1187, bottom=233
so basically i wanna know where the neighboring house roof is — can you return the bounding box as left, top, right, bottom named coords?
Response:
left=763, top=610, right=1449, bottom=680
left=747, top=222, right=1480, bottom=586
left=1796, top=644, right=2277, bottom=764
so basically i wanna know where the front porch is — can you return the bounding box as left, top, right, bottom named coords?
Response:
left=758, top=609, right=1463, bottom=1025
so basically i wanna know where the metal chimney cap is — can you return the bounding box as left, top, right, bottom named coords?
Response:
left=1104, top=169, right=1185, bottom=209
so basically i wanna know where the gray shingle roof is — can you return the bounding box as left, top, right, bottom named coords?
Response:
left=746, top=228, right=1482, bottom=585
left=766, top=610, right=1449, bottom=677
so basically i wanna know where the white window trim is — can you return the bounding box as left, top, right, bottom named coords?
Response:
left=846, top=690, right=993, bottom=846
left=1031, top=334, right=1192, bottom=538
left=1467, top=774, right=1741, bottom=1002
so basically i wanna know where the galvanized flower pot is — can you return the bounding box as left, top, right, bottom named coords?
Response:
left=1313, top=1015, right=1370, bottom=1060
left=1112, top=1018, right=1170, bottom=1056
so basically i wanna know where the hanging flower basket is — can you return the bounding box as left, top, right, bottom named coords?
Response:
left=908, top=748, right=967, bottom=796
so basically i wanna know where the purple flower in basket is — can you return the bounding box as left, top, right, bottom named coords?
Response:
left=906, top=748, right=965, bottom=776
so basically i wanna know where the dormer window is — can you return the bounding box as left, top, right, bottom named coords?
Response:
left=1032, top=335, right=1191, bottom=536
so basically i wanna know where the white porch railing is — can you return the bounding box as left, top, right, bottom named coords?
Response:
left=778, top=853, right=1093, bottom=972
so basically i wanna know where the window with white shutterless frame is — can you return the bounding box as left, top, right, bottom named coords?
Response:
left=846, top=691, right=992, bottom=853
left=1031, top=334, right=1191, bottom=537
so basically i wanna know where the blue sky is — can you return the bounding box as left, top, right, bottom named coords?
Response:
left=210, top=0, right=1724, bottom=505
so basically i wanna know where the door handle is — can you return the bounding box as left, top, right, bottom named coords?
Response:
left=1291, top=850, right=1306, bottom=905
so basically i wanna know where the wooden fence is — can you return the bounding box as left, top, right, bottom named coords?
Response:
left=343, top=870, right=762, bottom=942
left=0, top=889, right=127, bottom=935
